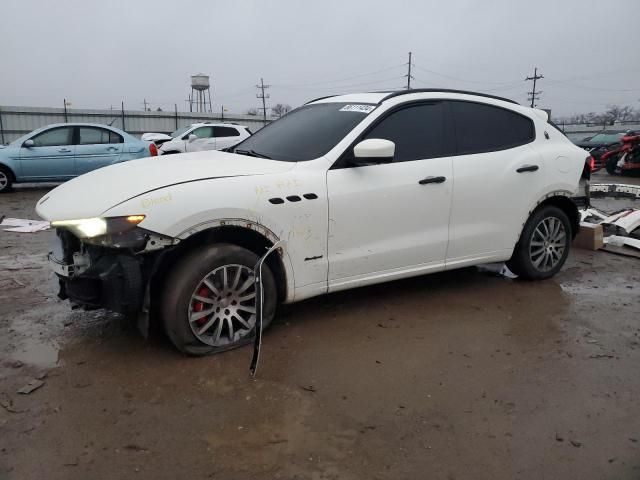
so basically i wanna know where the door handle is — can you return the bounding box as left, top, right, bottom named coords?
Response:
left=418, top=176, right=446, bottom=185
left=58, top=148, right=72, bottom=153
left=516, top=165, right=539, bottom=173
left=106, top=146, right=118, bottom=151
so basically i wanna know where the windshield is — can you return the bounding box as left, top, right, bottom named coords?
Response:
left=170, top=125, right=193, bottom=138
left=588, top=132, right=624, bottom=143
left=231, top=102, right=376, bottom=161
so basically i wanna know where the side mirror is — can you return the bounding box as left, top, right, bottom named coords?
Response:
left=23, top=139, right=35, bottom=148
left=350, top=138, right=395, bottom=166
left=187, top=134, right=197, bottom=142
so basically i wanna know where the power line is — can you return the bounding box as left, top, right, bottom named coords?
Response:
left=412, top=63, right=522, bottom=85
left=272, top=64, right=405, bottom=88
left=271, top=76, right=404, bottom=92
left=525, top=67, right=543, bottom=108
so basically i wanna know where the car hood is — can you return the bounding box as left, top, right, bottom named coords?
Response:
left=36, top=150, right=296, bottom=221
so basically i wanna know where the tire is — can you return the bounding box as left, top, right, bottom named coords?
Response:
left=161, top=243, right=277, bottom=356
left=507, top=205, right=571, bottom=280
left=0, top=166, right=13, bottom=193
left=605, top=155, right=619, bottom=175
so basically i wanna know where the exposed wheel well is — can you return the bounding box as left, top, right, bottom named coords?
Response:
left=150, top=225, right=288, bottom=307
left=534, top=196, right=580, bottom=238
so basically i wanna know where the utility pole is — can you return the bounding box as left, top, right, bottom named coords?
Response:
left=143, top=98, right=148, bottom=111
left=174, top=104, right=178, bottom=130
left=63, top=98, right=68, bottom=122
left=256, top=78, right=270, bottom=125
left=405, top=52, right=414, bottom=90
left=525, top=67, right=544, bottom=108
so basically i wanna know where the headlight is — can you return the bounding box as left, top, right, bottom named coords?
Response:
left=51, top=215, right=145, bottom=239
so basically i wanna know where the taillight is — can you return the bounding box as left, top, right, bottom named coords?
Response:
left=149, top=143, right=158, bottom=157
left=588, top=155, right=595, bottom=172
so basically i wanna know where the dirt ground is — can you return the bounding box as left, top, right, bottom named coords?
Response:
left=1, top=173, right=639, bottom=480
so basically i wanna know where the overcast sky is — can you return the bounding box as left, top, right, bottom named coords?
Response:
left=2, top=0, right=639, bottom=117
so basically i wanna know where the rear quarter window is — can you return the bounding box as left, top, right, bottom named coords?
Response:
left=451, top=101, right=535, bottom=155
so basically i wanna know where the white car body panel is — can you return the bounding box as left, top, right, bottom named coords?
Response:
left=158, top=123, right=250, bottom=155
left=36, top=151, right=295, bottom=220
left=327, top=156, right=453, bottom=289
left=37, top=90, right=588, bottom=306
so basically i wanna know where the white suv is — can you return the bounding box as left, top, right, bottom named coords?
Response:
left=37, top=89, right=590, bottom=355
left=155, top=122, right=251, bottom=155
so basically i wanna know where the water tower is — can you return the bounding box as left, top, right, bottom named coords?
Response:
left=190, top=74, right=212, bottom=113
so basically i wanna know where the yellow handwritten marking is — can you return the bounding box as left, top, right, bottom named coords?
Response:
left=141, top=192, right=173, bottom=209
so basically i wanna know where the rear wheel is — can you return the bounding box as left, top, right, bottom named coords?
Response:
left=161, top=243, right=277, bottom=355
left=605, top=154, right=620, bottom=175
left=0, top=167, right=13, bottom=193
left=507, top=205, right=571, bottom=280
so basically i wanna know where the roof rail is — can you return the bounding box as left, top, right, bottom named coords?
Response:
left=304, top=94, right=338, bottom=105
left=380, top=89, right=519, bottom=105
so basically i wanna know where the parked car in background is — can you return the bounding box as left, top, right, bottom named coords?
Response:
left=141, top=132, right=173, bottom=147
left=574, top=130, right=629, bottom=169
left=154, top=123, right=251, bottom=155
left=0, top=123, right=157, bottom=193
left=38, top=89, right=590, bottom=356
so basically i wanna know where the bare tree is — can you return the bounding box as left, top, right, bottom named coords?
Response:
left=554, top=105, right=640, bottom=125
left=271, top=103, right=292, bottom=118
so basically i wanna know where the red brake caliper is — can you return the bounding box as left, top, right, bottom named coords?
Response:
left=193, top=286, right=211, bottom=326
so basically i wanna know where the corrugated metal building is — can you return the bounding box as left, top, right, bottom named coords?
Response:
left=0, top=105, right=273, bottom=144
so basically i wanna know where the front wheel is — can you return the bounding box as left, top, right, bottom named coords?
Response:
left=161, top=243, right=277, bottom=355
left=0, top=167, right=13, bottom=193
left=507, top=205, right=571, bottom=280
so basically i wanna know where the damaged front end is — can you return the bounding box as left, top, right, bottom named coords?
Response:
left=573, top=155, right=593, bottom=209
left=49, top=217, right=176, bottom=318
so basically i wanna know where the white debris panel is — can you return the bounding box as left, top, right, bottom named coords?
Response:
left=0, top=217, right=50, bottom=233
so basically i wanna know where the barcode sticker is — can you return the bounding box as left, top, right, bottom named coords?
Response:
left=339, top=104, right=376, bottom=113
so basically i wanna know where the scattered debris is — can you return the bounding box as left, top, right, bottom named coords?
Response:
left=590, top=183, right=640, bottom=200
left=579, top=190, right=640, bottom=258
left=17, top=379, right=45, bottom=395
left=476, top=263, right=518, bottom=278
left=124, top=444, right=148, bottom=452
left=0, top=217, right=50, bottom=233
left=570, top=440, right=582, bottom=448
left=300, top=385, right=316, bottom=393
left=555, top=432, right=564, bottom=442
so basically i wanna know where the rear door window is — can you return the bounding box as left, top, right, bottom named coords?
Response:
left=214, top=126, right=240, bottom=137
left=79, top=127, right=124, bottom=145
left=450, top=101, right=535, bottom=155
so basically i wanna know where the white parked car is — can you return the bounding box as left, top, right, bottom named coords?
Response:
left=37, top=89, right=591, bottom=355
left=148, top=122, right=252, bottom=155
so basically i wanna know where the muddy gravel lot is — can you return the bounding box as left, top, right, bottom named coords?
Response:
left=1, top=173, right=639, bottom=480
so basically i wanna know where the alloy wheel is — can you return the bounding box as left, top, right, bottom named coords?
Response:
left=529, top=216, right=567, bottom=272
left=188, top=264, right=257, bottom=346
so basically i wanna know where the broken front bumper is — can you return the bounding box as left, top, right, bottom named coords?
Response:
left=49, top=230, right=164, bottom=316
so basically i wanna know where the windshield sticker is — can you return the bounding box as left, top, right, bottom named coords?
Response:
left=339, top=104, right=376, bottom=113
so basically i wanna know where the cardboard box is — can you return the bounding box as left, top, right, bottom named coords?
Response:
left=573, top=222, right=604, bottom=250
